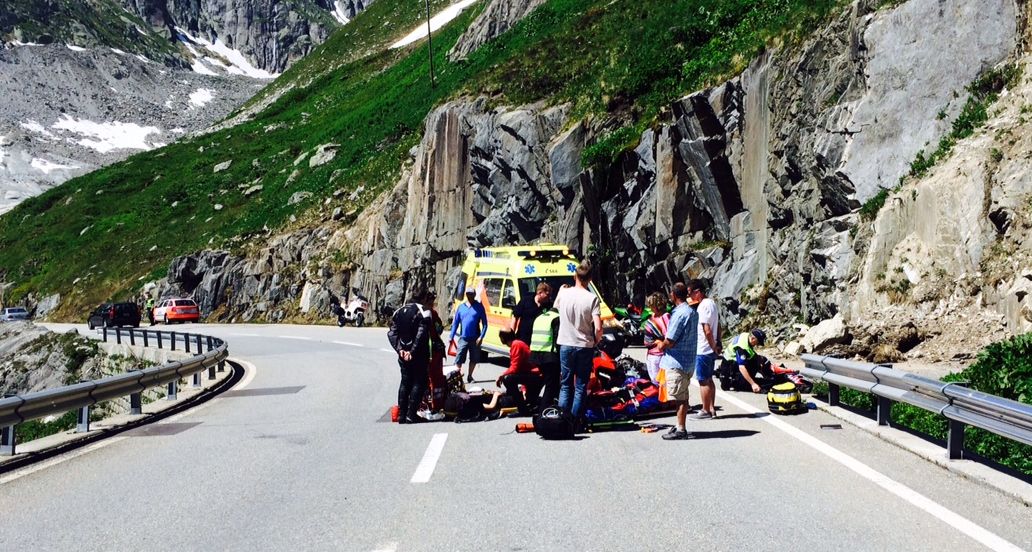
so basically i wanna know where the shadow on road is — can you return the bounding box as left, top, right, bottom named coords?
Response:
left=689, top=429, right=760, bottom=440
left=715, top=412, right=769, bottom=420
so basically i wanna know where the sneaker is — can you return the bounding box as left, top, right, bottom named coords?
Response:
left=666, top=425, right=679, bottom=435
left=662, top=429, right=694, bottom=440
left=691, top=411, right=715, bottom=420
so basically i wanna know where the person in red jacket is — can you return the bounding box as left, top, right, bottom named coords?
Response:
left=496, top=329, right=544, bottom=416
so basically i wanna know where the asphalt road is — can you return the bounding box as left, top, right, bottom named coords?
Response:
left=1, top=323, right=1029, bottom=552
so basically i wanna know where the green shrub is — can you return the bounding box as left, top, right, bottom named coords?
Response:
left=859, top=187, right=890, bottom=221
left=15, top=411, right=77, bottom=442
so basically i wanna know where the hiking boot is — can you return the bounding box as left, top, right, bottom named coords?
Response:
left=691, top=411, right=715, bottom=420
left=662, top=429, right=694, bottom=440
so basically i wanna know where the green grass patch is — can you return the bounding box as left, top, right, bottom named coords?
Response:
left=0, top=0, right=847, bottom=319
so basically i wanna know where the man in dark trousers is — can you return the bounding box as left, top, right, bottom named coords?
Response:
left=511, top=282, right=559, bottom=408
left=388, top=289, right=433, bottom=424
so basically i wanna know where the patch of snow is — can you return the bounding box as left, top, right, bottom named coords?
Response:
left=52, top=115, right=162, bottom=154
left=391, top=0, right=478, bottom=49
left=188, top=88, right=215, bottom=108
left=191, top=59, right=218, bottom=76
left=31, top=158, right=78, bottom=174
left=66, top=44, right=87, bottom=52
left=171, top=128, right=186, bottom=134
left=135, top=54, right=152, bottom=63
left=110, top=48, right=126, bottom=55
left=20, top=120, right=57, bottom=139
left=11, top=40, right=43, bottom=47
left=331, top=1, right=352, bottom=25
left=176, top=27, right=277, bottom=79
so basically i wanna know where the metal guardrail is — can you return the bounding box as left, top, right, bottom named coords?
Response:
left=800, top=354, right=1032, bottom=460
left=0, top=327, right=229, bottom=456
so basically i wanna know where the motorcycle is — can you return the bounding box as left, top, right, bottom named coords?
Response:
left=612, top=303, right=652, bottom=345
left=333, top=294, right=370, bottom=327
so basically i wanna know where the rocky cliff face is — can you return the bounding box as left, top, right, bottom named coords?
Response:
left=448, top=0, right=546, bottom=61
left=0, top=0, right=374, bottom=213
left=159, top=0, right=1031, bottom=362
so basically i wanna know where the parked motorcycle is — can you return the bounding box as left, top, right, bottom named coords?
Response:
left=333, top=294, right=370, bottom=327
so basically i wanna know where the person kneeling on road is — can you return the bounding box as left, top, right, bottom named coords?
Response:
left=496, top=329, right=544, bottom=416
left=718, top=329, right=769, bottom=393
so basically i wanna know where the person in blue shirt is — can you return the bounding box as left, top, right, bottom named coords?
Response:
left=654, top=282, right=699, bottom=441
left=450, top=288, right=488, bottom=383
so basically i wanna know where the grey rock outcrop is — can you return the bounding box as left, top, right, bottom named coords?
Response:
left=159, top=0, right=1028, bottom=363
left=448, top=0, right=547, bottom=61
left=0, top=323, right=103, bottom=395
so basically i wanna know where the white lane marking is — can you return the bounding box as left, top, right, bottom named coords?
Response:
left=717, top=392, right=1025, bottom=552
left=332, top=340, right=365, bottom=347
left=232, top=358, right=257, bottom=391
left=371, top=544, right=397, bottom=552
left=380, top=348, right=396, bottom=354
left=410, top=433, right=448, bottom=484
left=228, top=332, right=262, bottom=337
left=278, top=335, right=313, bottom=341
left=0, top=436, right=128, bottom=485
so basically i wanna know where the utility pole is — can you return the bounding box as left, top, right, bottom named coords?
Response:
left=425, top=0, right=436, bottom=89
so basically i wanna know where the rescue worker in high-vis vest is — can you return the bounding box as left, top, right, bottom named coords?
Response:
left=720, top=328, right=770, bottom=393
left=529, top=308, right=561, bottom=410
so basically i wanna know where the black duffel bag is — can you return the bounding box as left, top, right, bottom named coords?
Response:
left=533, top=406, right=575, bottom=440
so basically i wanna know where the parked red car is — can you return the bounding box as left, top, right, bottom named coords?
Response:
left=152, top=298, right=201, bottom=324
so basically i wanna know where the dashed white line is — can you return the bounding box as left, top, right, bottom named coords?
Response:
left=718, top=392, right=1024, bottom=552
left=278, top=335, right=313, bottom=341
left=371, top=543, right=398, bottom=552
left=410, top=433, right=448, bottom=484
left=380, top=348, right=396, bottom=354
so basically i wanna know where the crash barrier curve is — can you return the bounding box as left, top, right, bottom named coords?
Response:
left=800, top=354, right=1032, bottom=460
left=0, top=328, right=229, bottom=456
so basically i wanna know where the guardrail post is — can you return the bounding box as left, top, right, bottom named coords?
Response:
left=208, top=362, right=216, bottom=380
left=115, top=327, right=122, bottom=345
left=167, top=380, right=178, bottom=401
left=77, top=404, right=90, bottom=433
left=877, top=397, right=892, bottom=426
left=947, top=420, right=965, bottom=460
left=143, top=331, right=149, bottom=348
left=170, top=332, right=176, bottom=352
left=218, top=360, right=225, bottom=373
left=207, top=336, right=214, bottom=351
left=102, top=326, right=108, bottom=342
left=192, top=370, right=202, bottom=388
left=196, top=334, right=202, bottom=353
left=185, top=334, right=191, bottom=354
left=157, top=332, right=163, bottom=349
left=130, top=392, right=142, bottom=415
left=0, top=424, right=14, bottom=456
left=129, top=330, right=136, bottom=346
left=828, top=383, right=840, bottom=407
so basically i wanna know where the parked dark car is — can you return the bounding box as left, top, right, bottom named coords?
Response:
left=87, top=302, right=141, bottom=329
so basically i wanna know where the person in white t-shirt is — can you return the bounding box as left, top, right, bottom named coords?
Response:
left=554, top=259, right=602, bottom=421
left=688, top=279, right=720, bottom=419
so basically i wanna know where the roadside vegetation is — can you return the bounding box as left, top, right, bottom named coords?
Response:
left=813, top=333, right=1032, bottom=476
left=0, top=0, right=845, bottom=319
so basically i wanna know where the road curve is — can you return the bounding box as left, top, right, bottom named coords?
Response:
left=0, top=323, right=1029, bottom=552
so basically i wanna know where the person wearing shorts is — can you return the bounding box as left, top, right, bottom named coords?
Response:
left=655, top=283, right=698, bottom=441
left=689, top=279, right=720, bottom=420
left=450, top=289, right=488, bottom=383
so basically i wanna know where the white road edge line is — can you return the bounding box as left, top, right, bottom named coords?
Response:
left=380, top=348, right=395, bottom=354
left=0, top=436, right=128, bottom=485
left=410, top=433, right=448, bottom=484
left=717, top=392, right=1024, bottom=552
left=278, top=335, right=313, bottom=341
left=231, top=357, right=257, bottom=391
left=332, top=340, right=365, bottom=347
left=370, top=543, right=398, bottom=552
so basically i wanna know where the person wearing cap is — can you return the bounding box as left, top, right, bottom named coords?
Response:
left=688, top=279, right=720, bottom=419
left=720, top=329, right=768, bottom=393
left=654, top=282, right=699, bottom=440
left=450, top=286, right=488, bottom=383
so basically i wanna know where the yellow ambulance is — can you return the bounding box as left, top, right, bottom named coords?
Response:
left=449, top=244, right=618, bottom=356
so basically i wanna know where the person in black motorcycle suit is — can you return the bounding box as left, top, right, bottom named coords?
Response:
left=387, top=289, right=434, bottom=424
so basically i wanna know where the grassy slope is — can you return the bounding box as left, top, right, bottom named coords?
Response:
left=0, top=0, right=843, bottom=319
